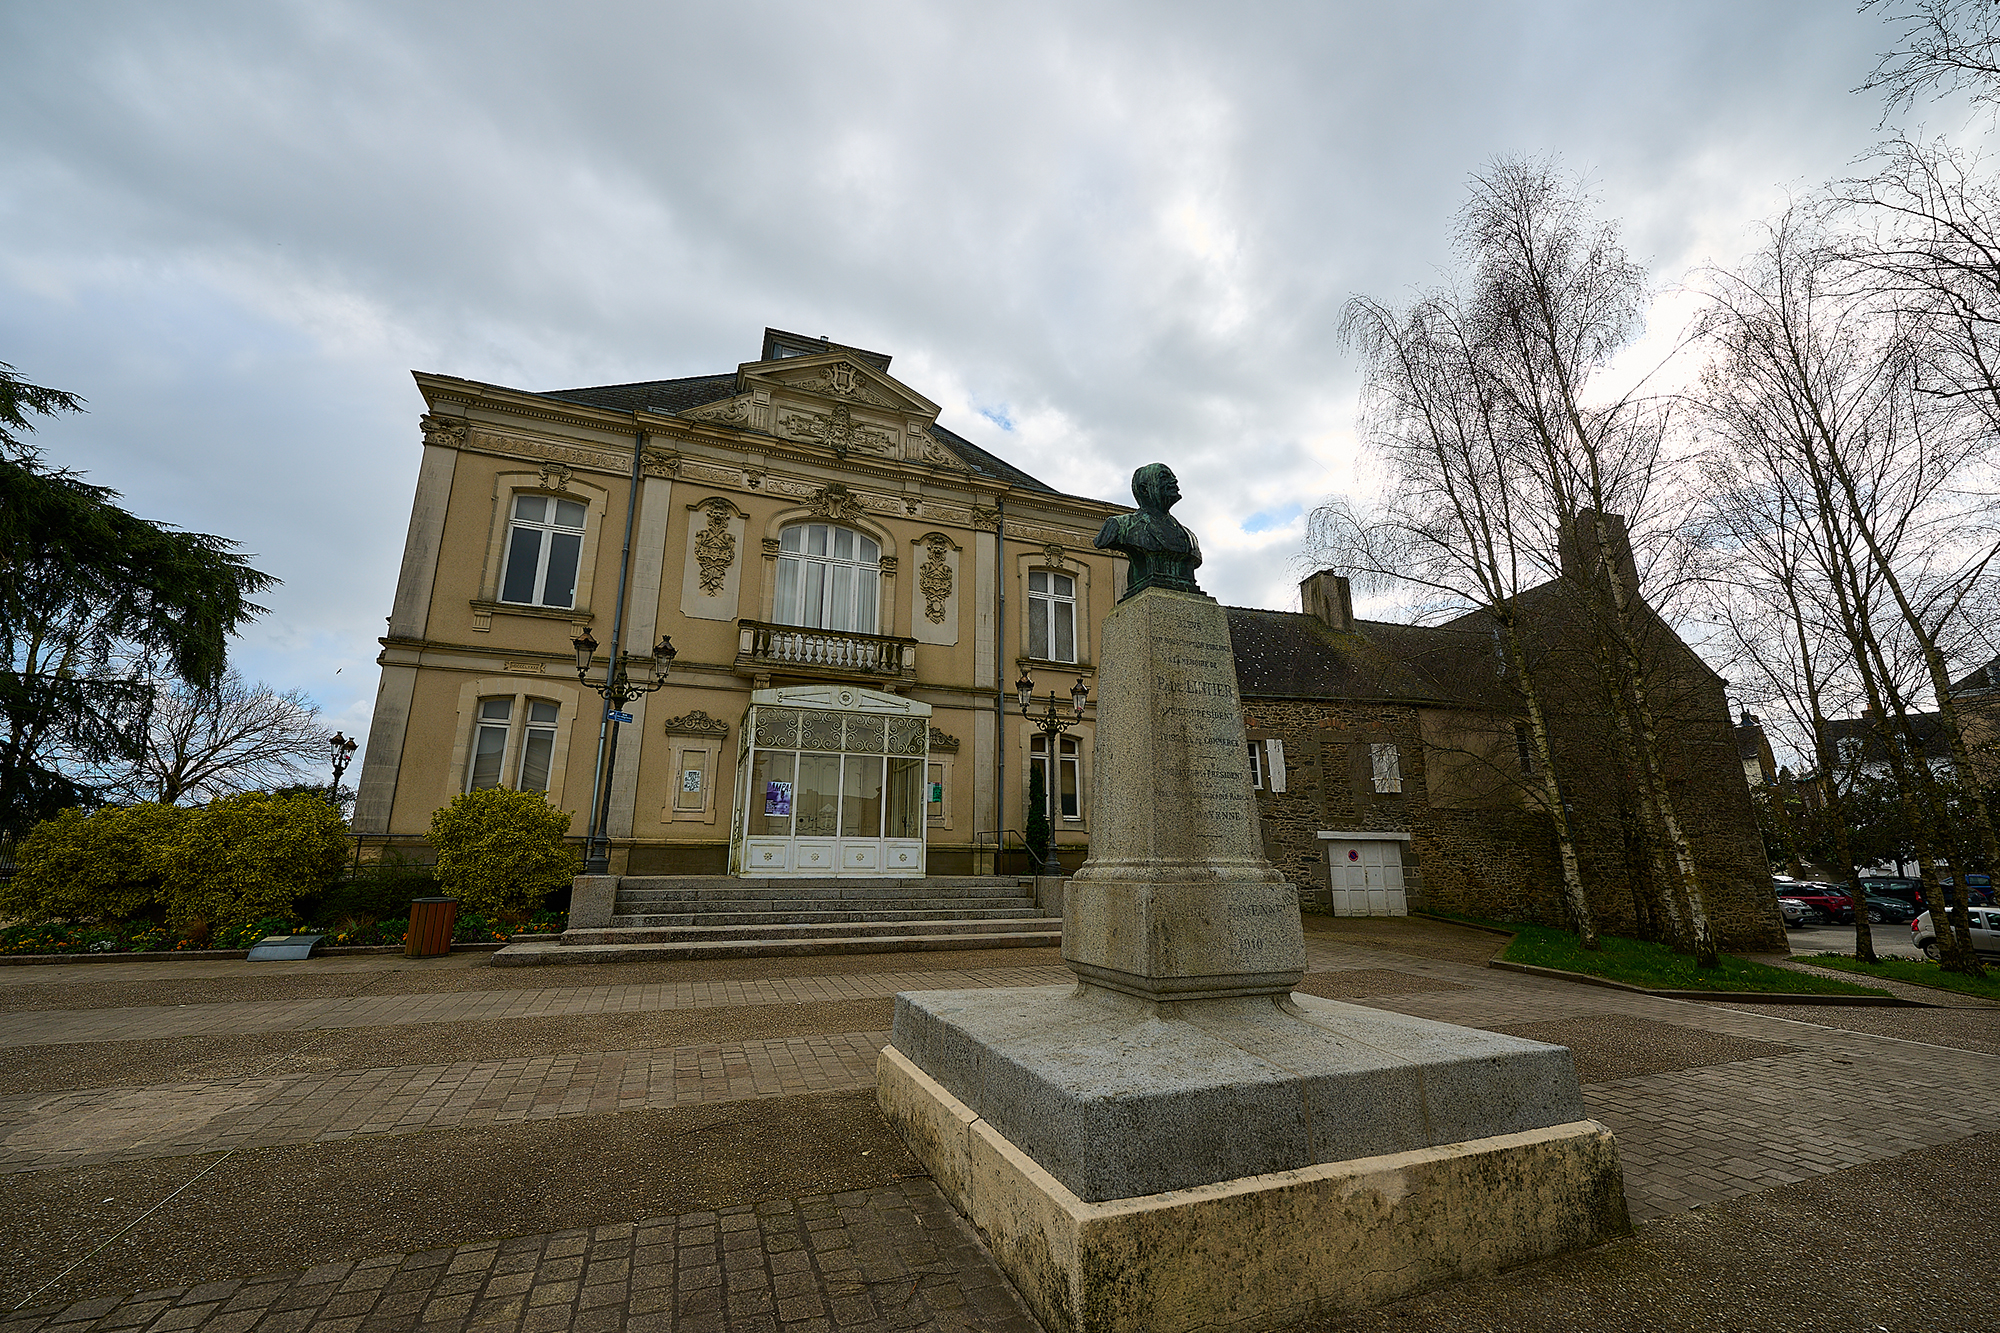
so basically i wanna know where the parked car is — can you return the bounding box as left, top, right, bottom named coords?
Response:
left=1912, top=907, right=2000, bottom=961
left=1777, top=897, right=1811, bottom=927
left=1781, top=883, right=1856, bottom=925
left=1861, top=893, right=1917, bottom=925
left=1866, top=875, right=1994, bottom=912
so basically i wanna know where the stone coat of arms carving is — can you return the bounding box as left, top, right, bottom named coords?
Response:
left=806, top=484, right=869, bottom=524
left=689, top=498, right=741, bottom=595
left=917, top=533, right=955, bottom=625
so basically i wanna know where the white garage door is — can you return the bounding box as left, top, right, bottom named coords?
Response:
left=1325, top=839, right=1407, bottom=917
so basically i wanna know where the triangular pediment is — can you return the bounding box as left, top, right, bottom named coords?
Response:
left=741, top=353, right=941, bottom=418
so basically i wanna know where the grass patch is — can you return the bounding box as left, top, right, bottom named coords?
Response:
left=1409, top=908, right=1529, bottom=933
left=1501, top=925, right=1887, bottom=996
left=1799, top=953, right=2000, bottom=1002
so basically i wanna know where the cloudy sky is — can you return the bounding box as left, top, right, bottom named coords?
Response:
left=0, top=2, right=1938, bottom=764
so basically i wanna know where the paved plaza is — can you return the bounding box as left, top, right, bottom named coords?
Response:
left=2, top=917, right=1997, bottom=1331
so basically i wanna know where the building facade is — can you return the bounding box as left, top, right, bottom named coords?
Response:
left=1234, top=557, right=1787, bottom=952
left=352, top=329, right=1127, bottom=876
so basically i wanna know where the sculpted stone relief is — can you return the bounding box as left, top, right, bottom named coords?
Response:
left=469, top=430, right=628, bottom=477
left=917, top=533, right=955, bottom=624
left=779, top=402, right=897, bottom=457
left=688, top=498, right=742, bottom=595
left=661, top=709, right=730, bottom=738
left=927, top=727, right=961, bottom=752
left=682, top=396, right=751, bottom=426
left=538, top=463, right=574, bottom=493
left=805, top=483, right=869, bottom=524
left=420, top=414, right=468, bottom=447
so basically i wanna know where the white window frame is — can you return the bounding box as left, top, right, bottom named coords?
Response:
left=468, top=699, right=513, bottom=792
left=468, top=697, right=562, bottom=794
left=498, top=494, right=589, bottom=609
left=774, top=523, right=882, bottom=633
left=1031, top=733, right=1082, bottom=821
left=518, top=700, right=560, bottom=792
left=1247, top=742, right=1263, bottom=790
left=1028, top=569, right=1077, bottom=664
left=1370, top=742, right=1402, bottom=794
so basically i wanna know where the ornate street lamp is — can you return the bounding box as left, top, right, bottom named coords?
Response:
left=328, top=731, right=357, bottom=808
left=572, top=629, right=677, bottom=874
left=1016, top=672, right=1089, bottom=872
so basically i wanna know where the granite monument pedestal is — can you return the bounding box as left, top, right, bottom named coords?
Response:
left=880, top=576, right=1627, bottom=1332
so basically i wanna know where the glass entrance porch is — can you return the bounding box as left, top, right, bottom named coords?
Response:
left=734, top=687, right=929, bottom=876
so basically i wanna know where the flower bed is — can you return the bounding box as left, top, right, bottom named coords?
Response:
left=0, top=909, right=568, bottom=956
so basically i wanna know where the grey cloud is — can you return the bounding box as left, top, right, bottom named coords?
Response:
left=0, top=0, right=1902, bottom=758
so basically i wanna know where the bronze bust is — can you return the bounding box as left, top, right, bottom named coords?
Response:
left=1095, top=462, right=1203, bottom=601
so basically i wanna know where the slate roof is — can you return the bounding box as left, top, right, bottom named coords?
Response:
left=1225, top=607, right=1518, bottom=710
left=1817, top=712, right=1953, bottom=765
left=1951, top=654, right=2000, bottom=696
left=538, top=373, right=738, bottom=416
left=534, top=374, right=1065, bottom=495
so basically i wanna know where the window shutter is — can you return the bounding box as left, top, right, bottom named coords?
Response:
left=1265, top=738, right=1287, bottom=793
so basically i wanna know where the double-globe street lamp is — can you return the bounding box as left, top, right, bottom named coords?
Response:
left=572, top=627, right=677, bottom=875
left=327, top=731, right=357, bottom=808
left=1015, top=671, right=1088, bottom=873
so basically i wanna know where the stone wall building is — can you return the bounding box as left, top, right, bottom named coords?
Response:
left=1231, top=531, right=1786, bottom=952
left=352, top=328, right=1128, bottom=876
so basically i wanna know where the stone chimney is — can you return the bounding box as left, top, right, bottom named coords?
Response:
left=1557, top=510, right=1639, bottom=595
left=1299, top=570, right=1353, bottom=633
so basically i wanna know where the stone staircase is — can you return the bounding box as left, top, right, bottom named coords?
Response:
left=492, top=875, right=1060, bottom=965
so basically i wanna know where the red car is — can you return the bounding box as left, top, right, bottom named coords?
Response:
left=1779, top=883, right=1858, bottom=925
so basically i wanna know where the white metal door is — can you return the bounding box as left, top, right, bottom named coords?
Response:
left=1327, top=840, right=1407, bottom=917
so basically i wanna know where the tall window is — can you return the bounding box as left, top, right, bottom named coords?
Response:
left=500, top=495, right=587, bottom=608
left=1514, top=722, right=1536, bottom=775
left=469, top=700, right=511, bottom=791
left=469, top=697, right=560, bottom=792
left=1031, top=734, right=1081, bottom=820
left=774, top=523, right=881, bottom=632
left=1028, top=570, right=1076, bottom=662
left=1370, top=743, right=1402, bottom=794
left=518, top=701, right=559, bottom=792
left=1247, top=742, right=1264, bottom=790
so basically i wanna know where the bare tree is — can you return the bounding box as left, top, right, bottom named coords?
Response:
left=81, top=670, right=331, bottom=806
left=1696, top=208, right=1995, bottom=973
left=1325, top=287, right=1600, bottom=947
left=1861, top=0, right=2000, bottom=118
left=1457, top=158, right=1727, bottom=963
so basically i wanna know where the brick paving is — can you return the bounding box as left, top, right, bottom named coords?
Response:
left=2, top=1183, right=1040, bottom=1333
left=0, top=968, right=1072, bottom=1050
left=0, top=1033, right=891, bottom=1173
left=4, top=925, right=1999, bottom=1329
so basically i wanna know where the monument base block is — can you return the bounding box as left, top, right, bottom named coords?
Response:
left=880, top=1043, right=1629, bottom=1333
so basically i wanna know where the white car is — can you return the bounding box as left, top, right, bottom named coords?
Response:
left=1777, top=897, right=1811, bottom=927
left=1911, top=908, right=2000, bottom=961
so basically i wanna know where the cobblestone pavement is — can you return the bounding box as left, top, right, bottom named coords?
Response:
left=4, top=923, right=1998, bottom=1330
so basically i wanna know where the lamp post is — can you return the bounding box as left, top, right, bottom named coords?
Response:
left=572, top=628, right=677, bottom=875
left=1014, top=671, right=1088, bottom=872
left=327, top=731, right=357, bottom=808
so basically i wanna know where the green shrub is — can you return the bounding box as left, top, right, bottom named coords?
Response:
left=160, top=792, right=348, bottom=931
left=428, top=788, right=578, bottom=920
left=309, top=849, right=437, bottom=924
left=4, top=803, right=188, bottom=921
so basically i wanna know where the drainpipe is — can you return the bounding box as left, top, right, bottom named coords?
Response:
left=993, top=496, right=1005, bottom=873
left=582, top=421, right=647, bottom=874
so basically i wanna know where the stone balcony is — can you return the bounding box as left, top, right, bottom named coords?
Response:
left=735, top=619, right=919, bottom=688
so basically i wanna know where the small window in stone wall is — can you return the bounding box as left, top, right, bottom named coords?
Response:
left=1247, top=742, right=1263, bottom=790
left=1515, top=722, right=1535, bottom=774
left=1370, top=743, right=1402, bottom=794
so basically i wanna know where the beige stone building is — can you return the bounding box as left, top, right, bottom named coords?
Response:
left=352, top=329, right=1127, bottom=876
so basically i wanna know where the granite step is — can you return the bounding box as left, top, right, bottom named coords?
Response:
left=492, top=926, right=1062, bottom=965
left=610, top=894, right=1034, bottom=912
left=609, top=907, right=1040, bottom=928
left=568, top=917, right=1056, bottom=945
left=611, top=884, right=1036, bottom=903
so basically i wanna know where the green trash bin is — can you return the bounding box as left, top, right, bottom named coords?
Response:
left=406, top=896, right=458, bottom=958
